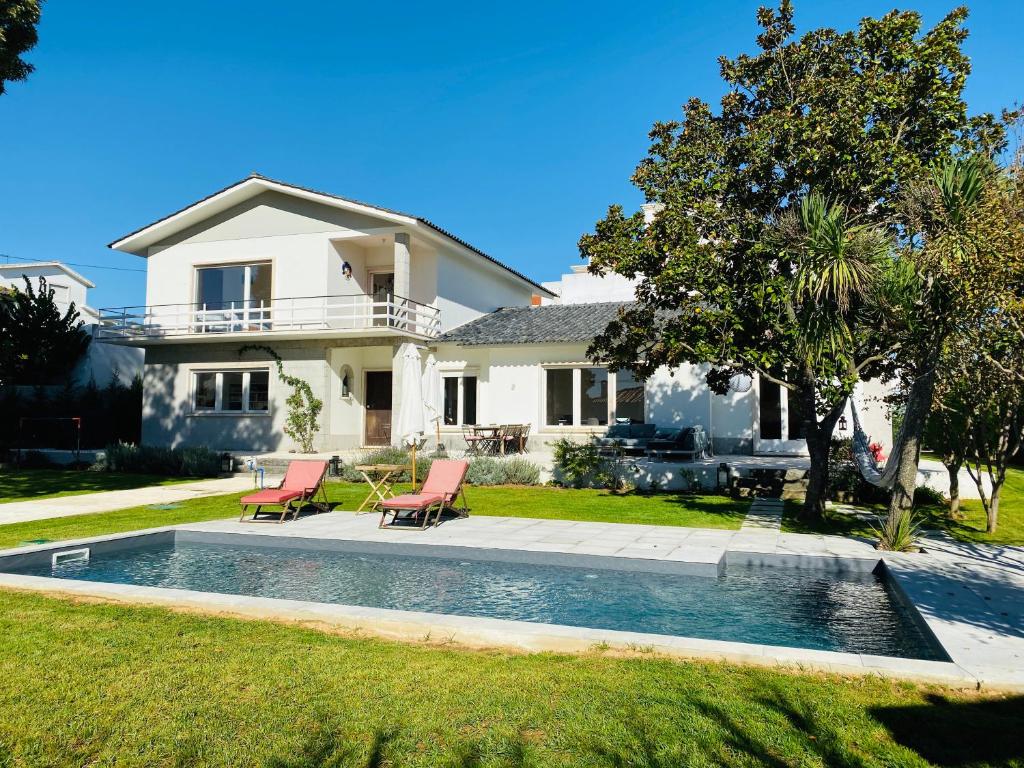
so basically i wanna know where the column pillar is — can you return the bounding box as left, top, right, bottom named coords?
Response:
left=393, top=233, right=411, bottom=300
left=391, top=342, right=404, bottom=448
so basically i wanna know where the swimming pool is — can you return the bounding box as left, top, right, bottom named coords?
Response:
left=0, top=532, right=944, bottom=660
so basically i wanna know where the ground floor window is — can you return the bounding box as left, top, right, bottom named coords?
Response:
left=544, top=367, right=644, bottom=426
left=443, top=374, right=477, bottom=425
left=614, top=369, right=645, bottom=424
left=192, top=369, right=269, bottom=414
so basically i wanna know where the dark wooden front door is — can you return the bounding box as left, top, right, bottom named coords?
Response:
left=364, top=371, right=392, bottom=445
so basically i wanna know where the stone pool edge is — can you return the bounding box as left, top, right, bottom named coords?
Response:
left=0, top=525, right=999, bottom=691
left=0, top=571, right=982, bottom=690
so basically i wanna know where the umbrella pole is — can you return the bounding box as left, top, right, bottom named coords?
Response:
left=411, top=442, right=417, bottom=491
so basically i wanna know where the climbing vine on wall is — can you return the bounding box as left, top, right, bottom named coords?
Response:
left=238, top=344, right=323, bottom=453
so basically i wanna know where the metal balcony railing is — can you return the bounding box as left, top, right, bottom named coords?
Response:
left=97, top=294, right=441, bottom=340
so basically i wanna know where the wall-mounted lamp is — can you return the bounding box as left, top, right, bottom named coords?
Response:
left=341, top=261, right=353, bottom=280
left=838, top=415, right=849, bottom=431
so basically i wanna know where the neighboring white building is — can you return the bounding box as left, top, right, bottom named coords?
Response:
left=100, top=175, right=892, bottom=455
left=0, top=261, right=98, bottom=323
left=1, top=260, right=143, bottom=387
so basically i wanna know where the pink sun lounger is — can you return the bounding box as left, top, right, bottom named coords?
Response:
left=379, top=459, right=469, bottom=529
left=239, top=460, right=330, bottom=523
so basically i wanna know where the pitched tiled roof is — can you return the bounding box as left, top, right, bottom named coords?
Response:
left=438, top=302, right=632, bottom=346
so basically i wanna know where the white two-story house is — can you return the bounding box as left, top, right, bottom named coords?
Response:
left=103, top=174, right=893, bottom=456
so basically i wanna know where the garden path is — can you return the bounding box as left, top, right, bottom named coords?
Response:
left=0, top=476, right=252, bottom=525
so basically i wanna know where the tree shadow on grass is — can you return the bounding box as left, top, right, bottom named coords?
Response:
left=686, top=687, right=880, bottom=768
left=869, top=693, right=1024, bottom=767
left=0, top=468, right=178, bottom=501
left=263, top=728, right=392, bottom=768
left=781, top=500, right=877, bottom=539
left=262, top=729, right=531, bottom=768
left=609, top=490, right=749, bottom=522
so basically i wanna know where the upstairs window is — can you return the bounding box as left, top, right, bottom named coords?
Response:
left=195, top=263, right=272, bottom=332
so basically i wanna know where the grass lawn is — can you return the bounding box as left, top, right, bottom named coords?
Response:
left=0, top=482, right=745, bottom=551
left=332, top=482, right=748, bottom=528
left=1, top=591, right=1022, bottom=767
left=782, top=464, right=1024, bottom=546
left=0, top=468, right=194, bottom=504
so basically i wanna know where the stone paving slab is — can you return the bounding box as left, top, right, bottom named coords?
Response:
left=741, top=498, right=784, bottom=531
left=0, top=476, right=253, bottom=525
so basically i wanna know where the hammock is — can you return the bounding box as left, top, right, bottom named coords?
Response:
left=848, top=388, right=904, bottom=489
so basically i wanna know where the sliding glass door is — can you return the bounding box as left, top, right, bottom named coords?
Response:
left=195, top=263, right=271, bottom=332
left=754, top=377, right=807, bottom=454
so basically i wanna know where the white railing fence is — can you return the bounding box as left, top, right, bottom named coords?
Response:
left=97, top=294, right=441, bottom=339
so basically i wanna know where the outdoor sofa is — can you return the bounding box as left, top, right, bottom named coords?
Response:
left=594, top=423, right=658, bottom=456
left=645, top=425, right=711, bottom=461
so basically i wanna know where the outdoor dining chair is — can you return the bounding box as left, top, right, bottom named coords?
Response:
left=462, top=424, right=484, bottom=455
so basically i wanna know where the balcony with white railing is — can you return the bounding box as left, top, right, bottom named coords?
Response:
left=97, top=294, right=441, bottom=343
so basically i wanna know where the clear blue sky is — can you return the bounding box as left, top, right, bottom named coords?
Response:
left=1, top=1, right=1020, bottom=308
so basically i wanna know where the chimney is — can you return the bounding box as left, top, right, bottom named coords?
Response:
left=530, top=294, right=542, bottom=306
left=641, top=202, right=665, bottom=225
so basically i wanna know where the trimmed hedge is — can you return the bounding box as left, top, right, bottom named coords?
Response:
left=100, top=442, right=223, bottom=478
left=342, top=448, right=540, bottom=487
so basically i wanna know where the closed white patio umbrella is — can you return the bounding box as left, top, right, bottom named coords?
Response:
left=422, top=353, right=442, bottom=450
left=395, top=344, right=426, bottom=488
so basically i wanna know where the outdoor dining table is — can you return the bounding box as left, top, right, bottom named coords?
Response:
left=354, top=463, right=411, bottom=513
left=470, top=425, right=504, bottom=454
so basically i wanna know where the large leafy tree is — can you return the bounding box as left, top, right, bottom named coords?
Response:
left=918, top=148, right=1024, bottom=532
left=0, top=276, right=91, bottom=386
left=0, top=0, right=42, bottom=94
left=579, top=2, right=1004, bottom=518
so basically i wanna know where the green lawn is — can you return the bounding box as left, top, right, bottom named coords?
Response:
left=1, top=591, right=1021, bottom=767
left=333, top=482, right=748, bottom=528
left=782, top=464, right=1024, bottom=546
left=0, top=482, right=744, bottom=551
left=0, top=468, right=194, bottom=504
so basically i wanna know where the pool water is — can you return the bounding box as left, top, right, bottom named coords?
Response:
left=8, top=540, right=943, bottom=660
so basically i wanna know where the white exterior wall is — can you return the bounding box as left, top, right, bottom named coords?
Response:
left=542, top=265, right=639, bottom=305
left=147, top=233, right=333, bottom=308
left=326, top=344, right=396, bottom=449
left=435, top=251, right=538, bottom=331
left=142, top=341, right=333, bottom=452
left=836, top=378, right=894, bottom=453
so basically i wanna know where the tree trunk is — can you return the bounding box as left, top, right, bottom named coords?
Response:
left=945, top=460, right=961, bottom=517
left=800, top=385, right=845, bottom=520
left=987, top=485, right=1000, bottom=533
left=803, top=427, right=831, bottom=519
left=887, top=369, right=937, bottom=518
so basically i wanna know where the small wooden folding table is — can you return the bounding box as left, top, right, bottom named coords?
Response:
left=354, top=463, right=410, bottom=513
